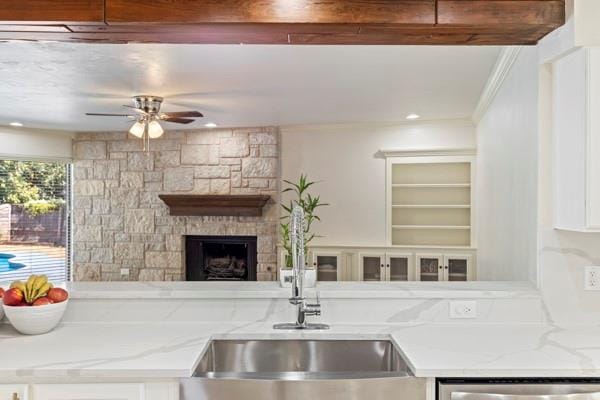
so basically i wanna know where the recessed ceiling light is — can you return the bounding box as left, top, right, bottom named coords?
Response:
left=9, top=121, right=23, bottom=127
left=204, top=122, right=217, bottom=128
left=406, top=114, right=420, bottom=120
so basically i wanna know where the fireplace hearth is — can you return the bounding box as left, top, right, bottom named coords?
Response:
left=185, top=235, right=257, bottom=281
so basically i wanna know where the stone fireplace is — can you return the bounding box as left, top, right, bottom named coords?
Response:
left=185, top=235, right=257, bottom=281
left=71, top=127, right=279, bottom=281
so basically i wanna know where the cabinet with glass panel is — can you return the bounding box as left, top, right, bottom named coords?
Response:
left=311, top=251, right=342, bottom=281
left=359, top=253, right=414, bottom=281
left=415, top=253, right=472, bottom=281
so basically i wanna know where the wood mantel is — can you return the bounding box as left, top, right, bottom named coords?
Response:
left=159, top=194, right=271, bottom=217
left=0, top=0, right=565, bottom=45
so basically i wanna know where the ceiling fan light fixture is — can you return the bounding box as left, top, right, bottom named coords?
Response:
left=129, top=120, right=146, bottom=138
left=147, top=120, right=164, bottom=138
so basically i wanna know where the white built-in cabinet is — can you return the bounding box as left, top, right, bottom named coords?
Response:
left=311, top=251, right=341, bottom=281
left=359, top=253, right=414, bottom=281
left=416, top=253, right=472, bottom=282
left=277, top=150, right=478, bottom=283
left=0, top=385, right=27, bottom=400
left=0, top=382, right=177, bottom=400
left=384, top=150, right=476, bottom=247
left=553, top=47, right=600, bottom=231
left=279, top=246, right=476, bottom=282
left=31, top=384, right=144, bottom=400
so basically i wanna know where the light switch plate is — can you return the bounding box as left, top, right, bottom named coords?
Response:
left=120, top=268, right=130, bottom=277
left=584, top=266, right=600, bottom=290
left=449, top=300, right=477, bottom=319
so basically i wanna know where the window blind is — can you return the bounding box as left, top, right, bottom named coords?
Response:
left=0, top=159, right=71, bottom=282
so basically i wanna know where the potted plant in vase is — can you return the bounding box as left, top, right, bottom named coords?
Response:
left=279, top=174, right=328, bottom=288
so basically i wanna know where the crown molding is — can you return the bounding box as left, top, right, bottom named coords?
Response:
left=379, top=148, right=476, bottom=158
left=472, top=46, right=522, bottom=123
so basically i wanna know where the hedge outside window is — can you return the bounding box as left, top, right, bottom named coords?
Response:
left=0, top=159, right=71, bottom=282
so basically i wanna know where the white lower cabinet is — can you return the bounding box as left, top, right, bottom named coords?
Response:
left=24, top=382, right=177, bottom=400
left=359, top=253, right=414, bottom=281
left=416, top=253, right=472, bottom=281
left=0, top=385, right=28, bottom=400
left=31, top=384, right=144, bottom=400
left=416, top=254, right=444, bottom=281
left=282, top=246, right=476, bottom=282
left=311, top=251, right=342, bottom=281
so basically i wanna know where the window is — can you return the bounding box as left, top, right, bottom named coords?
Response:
left=0, top=159, right=71, bottom=282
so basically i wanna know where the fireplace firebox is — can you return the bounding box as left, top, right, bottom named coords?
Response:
left=185, top=235, right=257, bottom=281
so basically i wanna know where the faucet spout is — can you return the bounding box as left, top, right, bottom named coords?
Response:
left=274, top=206, right=329, bottom=330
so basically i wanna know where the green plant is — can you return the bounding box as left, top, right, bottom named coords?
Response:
left=23, top=199, right=64, bottom=216
left=280, top=174, right=328, bottom=269
left=0, top=160, right=67, bottom=204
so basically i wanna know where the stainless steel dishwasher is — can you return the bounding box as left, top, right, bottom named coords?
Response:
left=438, top=378, right=600, bottom=400
left=181, top=339, right=426, bottom=400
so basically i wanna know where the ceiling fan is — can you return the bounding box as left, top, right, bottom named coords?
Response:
left=86, top=95, right=203, bottom=149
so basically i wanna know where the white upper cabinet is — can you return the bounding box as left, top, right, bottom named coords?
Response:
left=553, top=47, right=600, bottom=231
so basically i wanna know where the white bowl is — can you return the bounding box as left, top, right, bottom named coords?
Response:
left=3, top=300, right=68, bottom=335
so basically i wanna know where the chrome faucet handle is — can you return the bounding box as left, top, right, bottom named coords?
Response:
left=314, top=291, right=322, bottom=307
left=306, top=291, right=321, bottom=309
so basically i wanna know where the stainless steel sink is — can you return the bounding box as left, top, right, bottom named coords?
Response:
left=181, top=339, right=426, bottom=400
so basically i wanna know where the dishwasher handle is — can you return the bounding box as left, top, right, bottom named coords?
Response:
left=452, top=392, right=600, bottom=400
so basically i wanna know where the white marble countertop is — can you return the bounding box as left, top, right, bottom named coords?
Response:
left=1, top=320, right=599, bottom=379
left=61, top=281, right=541, bottom=299
left=0, top=281, right=595, bottom=380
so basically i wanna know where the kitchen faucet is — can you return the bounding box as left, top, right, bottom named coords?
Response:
left=273, top=205, right=329, bottom=330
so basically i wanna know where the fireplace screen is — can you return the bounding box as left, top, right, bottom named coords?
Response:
left=185, top=235, right=257, bottom=281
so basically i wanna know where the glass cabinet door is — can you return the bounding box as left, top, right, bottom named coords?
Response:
left=313, top=254, right=339, bottom=281
left=361, top=255, right=384, bottom=281
left=417, top=255, right=442, bottom=281
left=387, top=256, right=411, bottom=281
left=445, top=256, right=470, bottom=281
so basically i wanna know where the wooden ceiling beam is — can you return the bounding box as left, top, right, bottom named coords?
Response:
left=0, top=0, right=566, bottom=45
left=0, top=0, right=104, bottom=25
left=437, top=0, right=565, bottom=27
left=104, top=0, right=436, bottom=25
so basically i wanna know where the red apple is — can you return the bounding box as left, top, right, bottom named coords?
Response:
left=47, top=288, right=68, bottom=303
left=33, top=297, right=53, bottom=306
left=2, top=288, right=24, bottom=306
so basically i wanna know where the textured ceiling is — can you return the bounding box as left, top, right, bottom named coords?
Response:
left=0, top=43, right=500, bottom=131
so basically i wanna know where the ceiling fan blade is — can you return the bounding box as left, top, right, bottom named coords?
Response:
left=86, top=113, right=135, bottom=117
left=160, top=111, right=203, bottom=118
left=162, top=117, right=195, bottom=124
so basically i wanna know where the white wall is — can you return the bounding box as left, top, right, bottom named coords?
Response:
left=537, top=52, right=600, bottom=325
left=281, top=120, right=476, bottom=246
left=475, top=48, right=539, bottom=282
left=574, top=0, right=600, bottom=46
left=0, top=127, right=73, bottom=161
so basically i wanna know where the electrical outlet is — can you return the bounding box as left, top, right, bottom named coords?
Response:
left=584, top=266, right=600, bottom=290
left=120, top=268, right=130, bottom=277
left=449, top=300, right=477, bottom=319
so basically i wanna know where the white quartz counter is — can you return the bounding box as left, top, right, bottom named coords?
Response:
left=63, top=281, right=541, bottom=299
left=1, top=320, right=600, bottom=379
left=0, top=282, right=598, bottom=380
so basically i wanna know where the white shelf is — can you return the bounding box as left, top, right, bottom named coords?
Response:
left=392, top=204, right=471, bottom=209
left=391, top=183, right=471, bottom=188
left=388, top=159, right=474, bottom=248
left=392, top=225, right=471, bottom=230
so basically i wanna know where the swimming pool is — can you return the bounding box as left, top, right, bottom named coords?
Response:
left=0, top=253, right=26, bottom=273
